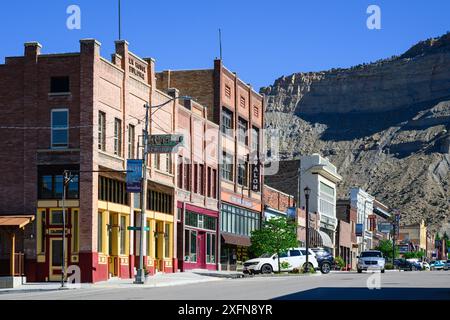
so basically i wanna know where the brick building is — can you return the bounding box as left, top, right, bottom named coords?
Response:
left=0, top=40, right=182, bottom=282
left=157, top=61, right=265, bottom=271
left=336, top=199, right=358, bottom=270
left=174, top=96, right=220, bottom=271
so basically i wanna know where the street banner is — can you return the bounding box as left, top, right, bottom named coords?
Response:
left=356, top=223, right=363, bottom=237
left=286, top=207, right=296, bottom=221
left=126, top=159, right=143, bottom=193
left=148, top=134, right=184, bottom=153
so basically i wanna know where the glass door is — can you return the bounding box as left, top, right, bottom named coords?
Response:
left=49, top=238, right=66, bottom=281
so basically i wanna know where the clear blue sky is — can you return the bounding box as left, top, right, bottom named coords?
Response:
left=0, top=0, right=449, bottom=89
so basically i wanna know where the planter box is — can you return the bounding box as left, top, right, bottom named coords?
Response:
left=0, top=276, right=26, bottom=288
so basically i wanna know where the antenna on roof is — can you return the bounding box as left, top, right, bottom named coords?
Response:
left=118, top=0, right=122, bottom=40
left=219, top=28, right=223, bottom=61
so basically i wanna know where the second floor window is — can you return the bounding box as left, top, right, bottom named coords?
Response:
left=114, top=118, right=122, bottom=156
left=221, top=152, right=233, bottom=182
left=221, top=107, right=233, bottom=135
left=98, top=111, right=106, bottom=151
left=51, top=109, right=69, bottom=148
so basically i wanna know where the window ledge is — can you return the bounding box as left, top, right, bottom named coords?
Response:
left=48, top=92, right=71, bottom=97
left=37, top=148, right=80, bottom=153
left=98, top=150, right=125, bottom=162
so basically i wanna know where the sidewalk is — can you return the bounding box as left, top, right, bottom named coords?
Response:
left=0, top=272, right=223, bottom=294
left=189, top=269, right=247, bottom=279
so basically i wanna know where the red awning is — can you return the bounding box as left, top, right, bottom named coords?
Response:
left=221, top=233, right=251, bottom=247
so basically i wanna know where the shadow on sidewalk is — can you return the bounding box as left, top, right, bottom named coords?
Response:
left=274, top=287, right=450, bottom=300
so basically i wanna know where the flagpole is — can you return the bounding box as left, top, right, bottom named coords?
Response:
left=118, top=0, right=122, bottom=40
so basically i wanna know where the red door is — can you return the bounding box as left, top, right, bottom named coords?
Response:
left=198, top=231, right=206, bottom=269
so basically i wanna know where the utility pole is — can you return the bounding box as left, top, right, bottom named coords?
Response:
left=135, top=103, right=150, bottom=284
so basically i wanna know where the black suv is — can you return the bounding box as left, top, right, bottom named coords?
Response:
left=394, top=258, right=416, bottom=271
left=311, top=248, right=334, bottom=274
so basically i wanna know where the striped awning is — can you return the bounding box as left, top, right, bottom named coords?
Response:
left=0, top=215, right=34, bottom=228
left=318, top=230, right=333, bottom=248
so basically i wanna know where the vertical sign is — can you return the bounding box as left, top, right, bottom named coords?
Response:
left=126, top=159, right=143, bottom=193
left=251, top=163, right=260, bottom=192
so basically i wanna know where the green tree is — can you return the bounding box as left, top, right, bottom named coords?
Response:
left=435, top=233, right=441, bottom=241
left=376, top=239, right=399, bottom=262
left=403, top=251, right=425, bottom=259
left=250, top=217, right=297, bottom=273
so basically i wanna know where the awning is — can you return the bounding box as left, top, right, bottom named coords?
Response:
left=221, top=233, right=251, bottom=247
left=0, top=215, right=34, bottom=228
left=318, top=230, right=333, bottom=248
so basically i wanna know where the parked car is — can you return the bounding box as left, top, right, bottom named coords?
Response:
left=430, top=260, right=445, bottom=270
left=311, top=247, right=335, bottom=274
left=444, top=260, right=450, bottom=271
left=394, top=258, right=415, bottom=271
left=357, top=250, right=386, bottom=273
left=422, top=261, right=431, bottom=271
left=243, top=248, right=319, bottom=274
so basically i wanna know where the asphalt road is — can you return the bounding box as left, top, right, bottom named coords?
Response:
left=2, top=271, right=450, bottom=300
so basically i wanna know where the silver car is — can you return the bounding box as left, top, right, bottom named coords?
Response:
left=357, top=250, right=386, bottom=273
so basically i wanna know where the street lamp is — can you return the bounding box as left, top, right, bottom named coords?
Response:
left=134, top=95, right=190, bottom=284
left=304, top=186, right=311, bottom=272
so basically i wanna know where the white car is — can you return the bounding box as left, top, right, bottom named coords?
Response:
left=243, top=248, right=319, bottom=274
left=357, top=250, right=386, bottom=273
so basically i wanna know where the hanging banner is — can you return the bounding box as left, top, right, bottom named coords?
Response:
left=126, top=159, right=143, bottom=193
left=356, top=223, right=363, bottom=237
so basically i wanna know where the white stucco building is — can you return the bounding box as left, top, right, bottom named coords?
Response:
left=350, top=187, right=375, bottom=253
left=299, top=154, right=342, bottom=254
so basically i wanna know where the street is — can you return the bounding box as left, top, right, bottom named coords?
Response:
left=1, top=271, right=450, bottom=300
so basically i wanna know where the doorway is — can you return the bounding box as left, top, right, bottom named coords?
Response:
left=49, top=238, right=67, bottom=281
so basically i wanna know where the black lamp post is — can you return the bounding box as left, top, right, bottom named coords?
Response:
left=304, top=186, right=311, bottom=272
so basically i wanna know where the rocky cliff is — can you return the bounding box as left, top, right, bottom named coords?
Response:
left=262, top=33, right=450, bottom=229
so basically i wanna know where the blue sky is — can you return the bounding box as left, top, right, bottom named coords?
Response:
left=0, top=0, right=449, bottom=89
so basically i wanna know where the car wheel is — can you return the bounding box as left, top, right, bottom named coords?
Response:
left=261, top=264, right=273, bottom=274
left=381, top=269, right=385, bottom=273
left=302, top=262, right=314, bottom=273
left=320, top=262, right=331, bottom=274
left=357, top=268, right=362, bottom=273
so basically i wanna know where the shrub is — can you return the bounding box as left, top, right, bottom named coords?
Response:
left=280, top=261, right=291, bottom=270
left=385, top=263, right=394, bottom=270
left=335, top=256, right=345, bottom=269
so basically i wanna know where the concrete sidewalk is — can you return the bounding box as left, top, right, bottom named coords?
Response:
left=0, top=272, right=223, bottom=294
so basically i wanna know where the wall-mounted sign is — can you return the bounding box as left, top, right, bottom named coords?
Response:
left=126, top=159, right=143, bottom=193
left=378, top=222, right=392, bottom=233
left=251, top=163, right=261, bottom=192
left=356, top=223, right=363, bottom=237
left=148, top=134, right=184, bottom=154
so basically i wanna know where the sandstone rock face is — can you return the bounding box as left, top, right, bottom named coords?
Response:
left=262, top=33, right=450, bottom=229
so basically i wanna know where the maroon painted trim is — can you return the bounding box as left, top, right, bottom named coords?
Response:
left=185, top=203, right=218, bottom=217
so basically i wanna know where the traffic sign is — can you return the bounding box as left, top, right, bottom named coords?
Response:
left=147, top=134, right=184, bottom=153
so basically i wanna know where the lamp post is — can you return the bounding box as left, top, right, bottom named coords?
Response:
left=304, top=186, right=311, bottom=272
left=134, top=95, right=190, bottom=284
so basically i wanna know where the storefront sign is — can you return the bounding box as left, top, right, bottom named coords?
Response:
left=250, top=163, right=260, bottom=192
left=126, top=159, right=143, bottom=193
left=378, top=222, right=392, bottom=233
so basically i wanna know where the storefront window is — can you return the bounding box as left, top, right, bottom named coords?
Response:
left=164, top=224, right=170, bottom=258
left=220, top=204, right=260, bottom=236
left=120, top=216, right=126, bottom=255
left=190, top=230, right=197, bottom=262
left=206, top=233, right=216, bottom=264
